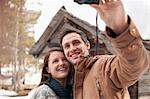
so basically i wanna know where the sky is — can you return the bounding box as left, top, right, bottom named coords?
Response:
left=25, top=0, right=150, bottom=41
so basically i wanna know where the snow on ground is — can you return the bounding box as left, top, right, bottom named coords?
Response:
left=0, top=89, right=28, bottom=99
left=0, top=71, right=41, bottom=99
left=0, top=89, right=18, bottom=96
left=0, top=96, right=28, bottom=99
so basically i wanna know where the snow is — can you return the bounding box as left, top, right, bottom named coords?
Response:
left=0, top=96, right=28, bottom=99
left=24, top=71, right=41, bottom=85
left=0, top=71, right=41, bottom=99
left=0, top=89, right=28, bottom=99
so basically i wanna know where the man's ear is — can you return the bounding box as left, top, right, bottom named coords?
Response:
left=86, top=41, right=90, bottom=50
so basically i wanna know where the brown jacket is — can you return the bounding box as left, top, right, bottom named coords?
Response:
left=73, top=18, right=149, bottom=99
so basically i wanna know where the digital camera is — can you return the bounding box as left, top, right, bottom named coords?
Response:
left=74, top=0, right=99, bottom=4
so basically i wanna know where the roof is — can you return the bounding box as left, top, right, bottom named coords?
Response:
left=29, top=6, right=112, bottom=58
left=29, top=6, right=150, bottom=58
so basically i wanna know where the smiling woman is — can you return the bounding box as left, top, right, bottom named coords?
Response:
left=28, top=43, right=73, bottom=99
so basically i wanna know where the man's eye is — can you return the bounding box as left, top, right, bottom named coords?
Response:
left=64, top=44, right=70, bottom=49
left=62, top=58, right=68, bottom=62
left=73, top=40, right=80, bottom=46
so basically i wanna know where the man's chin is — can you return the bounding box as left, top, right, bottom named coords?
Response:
left=69, top=58, right=80, bottom=65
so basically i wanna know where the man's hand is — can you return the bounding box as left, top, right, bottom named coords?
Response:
left=91, top=0, right=128, bottom=34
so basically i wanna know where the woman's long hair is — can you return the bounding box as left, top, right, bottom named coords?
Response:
left=39, top=52, right=51, bottom=85
left=39, top=43, right=74, bottom=86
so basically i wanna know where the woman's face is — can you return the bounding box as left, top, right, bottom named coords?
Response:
left=47, top=51, right=70, bottom=80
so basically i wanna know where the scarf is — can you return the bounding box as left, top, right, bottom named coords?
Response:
left=45, top=78, right=72, bottom=99
left=74, top=56, right=99, bottom=99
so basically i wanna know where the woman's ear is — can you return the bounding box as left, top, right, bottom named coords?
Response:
left=46, top=67, right=50, bottom=73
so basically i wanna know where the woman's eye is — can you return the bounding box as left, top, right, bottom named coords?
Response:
left=52, top=59, right=58, bottom=63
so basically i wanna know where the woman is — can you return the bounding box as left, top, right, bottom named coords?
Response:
left=29, top=43, right=73, bottom=99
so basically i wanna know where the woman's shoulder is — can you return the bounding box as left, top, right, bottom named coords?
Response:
left=37, top=84, right=53, bottom=91
left=28, top=84, right=58, bottom=99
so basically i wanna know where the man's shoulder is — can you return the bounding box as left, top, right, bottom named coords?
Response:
left=92, top=55, right=116, bottom=70
left=94, top=54, right=116, bottom=62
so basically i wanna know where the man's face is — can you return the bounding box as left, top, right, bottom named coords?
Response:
left=62, top=32, right=90, bottom=65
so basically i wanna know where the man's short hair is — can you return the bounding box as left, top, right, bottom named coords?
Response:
left=59, top=28, right=89, bottom=44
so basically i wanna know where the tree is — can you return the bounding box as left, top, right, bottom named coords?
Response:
left=0, top=0, right=41, bottom=91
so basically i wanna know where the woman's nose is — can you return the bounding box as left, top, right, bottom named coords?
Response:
left=59, top=60, right=64, bottom=65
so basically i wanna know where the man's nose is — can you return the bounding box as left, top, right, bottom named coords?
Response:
left=69, top=44, right=76, bottom=51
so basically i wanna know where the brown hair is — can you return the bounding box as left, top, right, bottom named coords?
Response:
left=59, top=28, right=89, bottom=45
left=39, top=43, right=64, bottom=85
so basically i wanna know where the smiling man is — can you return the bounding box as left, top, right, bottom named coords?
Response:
left=59, top=0, right=149, bottom=99
left=61, top=30, right=90, bottom=65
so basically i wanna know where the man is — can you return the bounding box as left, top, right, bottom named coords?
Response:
left=59, top=0, right=149, bottom=99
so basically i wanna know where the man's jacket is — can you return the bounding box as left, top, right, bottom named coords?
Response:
left=73, top=17, right=149, bottom=99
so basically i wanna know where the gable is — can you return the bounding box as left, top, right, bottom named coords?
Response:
left=29, top=6, right=112, bottom=58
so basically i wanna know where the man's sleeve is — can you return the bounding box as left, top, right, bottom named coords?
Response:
left=106, top=16, right=149, bottom=88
